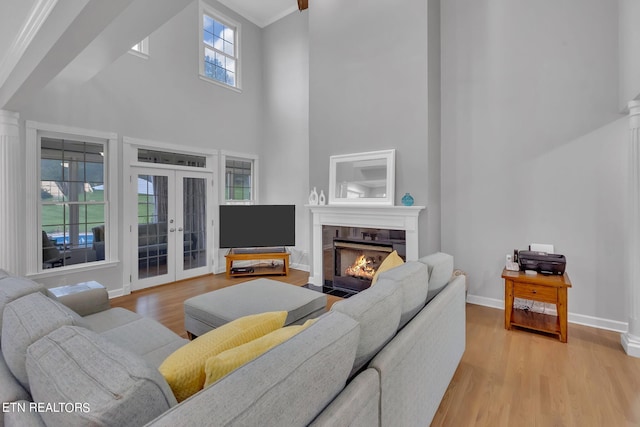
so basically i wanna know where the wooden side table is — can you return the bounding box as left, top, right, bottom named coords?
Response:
left=502, top=269, right=572, bottom=342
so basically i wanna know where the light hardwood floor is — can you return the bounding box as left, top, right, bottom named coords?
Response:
left=110, top=271, right=640, bottom=426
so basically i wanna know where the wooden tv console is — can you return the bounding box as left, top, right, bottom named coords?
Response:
left=225, top=248, right=290, bottom=278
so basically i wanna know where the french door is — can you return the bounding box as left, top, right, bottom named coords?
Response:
left=131, top=167, right=211, bottom=290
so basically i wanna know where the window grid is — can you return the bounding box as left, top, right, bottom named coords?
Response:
left=130, top=37, right=149, bottom=57
left=225, top=159, right=252, bottom=201
left=40, top=137, right=106, bottom=269
left=203, top=13, right=237, bottom=87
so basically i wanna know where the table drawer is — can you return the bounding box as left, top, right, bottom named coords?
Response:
left=513, top=283, right=557, bottom=303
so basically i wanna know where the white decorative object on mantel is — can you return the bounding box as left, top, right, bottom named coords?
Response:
left=319, top=190, right=326, bottom=205
left=306, top=204, right=425, bottom=287
left=308, top=187, right=318, bottom=205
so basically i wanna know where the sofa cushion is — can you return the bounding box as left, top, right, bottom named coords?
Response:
left=81, top=306, right=143, bottom=333
left=26, top=326, right=176, bottom=427
left=371, top=250, right=404, bottom=286
left=418, top=252, right=454, bottom=302
left=204, top=319, right=316, bottom=387
left=159, top=311, right=288, bottom=402
left=100, top=316, right=188, bottom=369
left=0, top=272, right=45, bottom=336
left=2, top=292, right=84, bottom=390
left=376, top=261, right=429, bottom=328
left=331, top=283, right=402, bottom=375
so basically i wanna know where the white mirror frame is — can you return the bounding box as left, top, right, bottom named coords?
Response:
left=329, top=149, right=396, bottom=206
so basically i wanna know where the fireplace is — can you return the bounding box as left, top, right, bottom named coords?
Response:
left=323, top=226, right=405, bottom=294
left=308, top=205, right=425, bottom=288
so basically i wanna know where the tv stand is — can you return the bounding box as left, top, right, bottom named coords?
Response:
left=225, top=248, right=290, bottom=278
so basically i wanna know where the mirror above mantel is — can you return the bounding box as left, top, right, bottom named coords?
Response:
left=329, top=149, right=395, bottom=206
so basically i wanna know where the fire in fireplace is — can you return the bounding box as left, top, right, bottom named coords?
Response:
left=333, top=240, right=395, bottom=293
left=345, top=254, right=377, bottom=280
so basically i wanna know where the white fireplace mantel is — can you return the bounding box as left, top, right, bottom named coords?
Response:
left=307, top=204, right=426, bottom=286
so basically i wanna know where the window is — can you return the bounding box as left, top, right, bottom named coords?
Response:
left=199, top=3, right=240, bottom=90
left=130, top=37, right=149, bottom=58
left=138, top=149, right=206, bottom=167
left=222, top=152, right=257, bottom=204
left=40, top=138, right=107, bottom=269
left=26, top=121, right=118, bottom=274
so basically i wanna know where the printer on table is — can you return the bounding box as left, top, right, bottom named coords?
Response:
left=518, top=250, right=566, bottom=275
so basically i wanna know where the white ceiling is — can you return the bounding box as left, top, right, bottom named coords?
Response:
left=217, top=0, right=299, bottom=28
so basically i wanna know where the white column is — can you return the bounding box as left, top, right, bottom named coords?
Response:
left=0, top=110, right=23, bottom=274
left=622, top=100, right=640, bottom=358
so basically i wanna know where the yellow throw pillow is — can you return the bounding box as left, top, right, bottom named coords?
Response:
left=371, top=250, right=405, bottom=285
left=159, top=311, right=287, bottom=402
left=203, top=319, right=317, bottom=388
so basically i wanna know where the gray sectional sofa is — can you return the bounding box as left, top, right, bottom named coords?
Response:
left=0, top=252, right=466, bottom=427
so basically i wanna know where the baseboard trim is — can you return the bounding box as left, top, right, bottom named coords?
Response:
left=466, top=293, right=628, bottom=333
left=290, top=263, right=310, bottom=272
left=621, top=333, right=640, bottom=358
left=108, top=288, right=125, bottom=299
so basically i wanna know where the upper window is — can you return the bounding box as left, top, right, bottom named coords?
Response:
left=130, top=37, right=149, bottom=58
left=40, top=137, right=107, bottom=269
left=199, top=4, right=240, bottom=90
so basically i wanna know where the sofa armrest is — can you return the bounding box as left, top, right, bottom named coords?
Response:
left=309, top=368, right=380, bottom=427
left=46, top=282, right=110, bottom=316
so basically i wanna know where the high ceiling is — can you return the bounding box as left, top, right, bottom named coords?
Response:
left=0, top=0, right=304, bottom=109
left=217, top=0, right=299, bottom=28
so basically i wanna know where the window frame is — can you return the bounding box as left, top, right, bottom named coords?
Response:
left=129, top=36, right=149, bottom=59
left=198, top=1, right=242, bottom=92
left=221, top=151, right=258, bottom=205
left=25, top=121, right=119, bottom=276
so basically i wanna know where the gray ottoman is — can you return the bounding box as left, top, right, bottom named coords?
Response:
left=184, top=279, right=327, bottom=338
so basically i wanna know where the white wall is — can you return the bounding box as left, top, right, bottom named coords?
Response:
left=619, top=0, right=640, bottom=109
left=15, top=0, right=266, bottom=292
left=308, top=0, right=440, bottom=259
left=20, top=1, right=264, bottom=151
left=441, top=0, right=627, bottom=327
left=260, top=11, right=310, bottom=270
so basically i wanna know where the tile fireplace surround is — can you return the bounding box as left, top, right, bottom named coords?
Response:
left=307, top=204, right=425, bottom=287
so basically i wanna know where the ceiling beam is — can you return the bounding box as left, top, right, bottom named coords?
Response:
left=0, top=0, right=193, bottom=111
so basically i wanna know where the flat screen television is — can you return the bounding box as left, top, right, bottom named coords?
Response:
left=219, top=205, right=296, bottom=249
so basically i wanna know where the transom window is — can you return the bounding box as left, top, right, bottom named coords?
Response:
left=138, top=149, right=206, bottom=167
left=199, top=4, right=240, bottom=90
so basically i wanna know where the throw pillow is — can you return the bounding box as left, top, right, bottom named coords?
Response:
left=159, top=311, right=287, bottom=402
left=203, top=319, right=316, bottom=387
left=371, top=250, right=404, bottom=285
